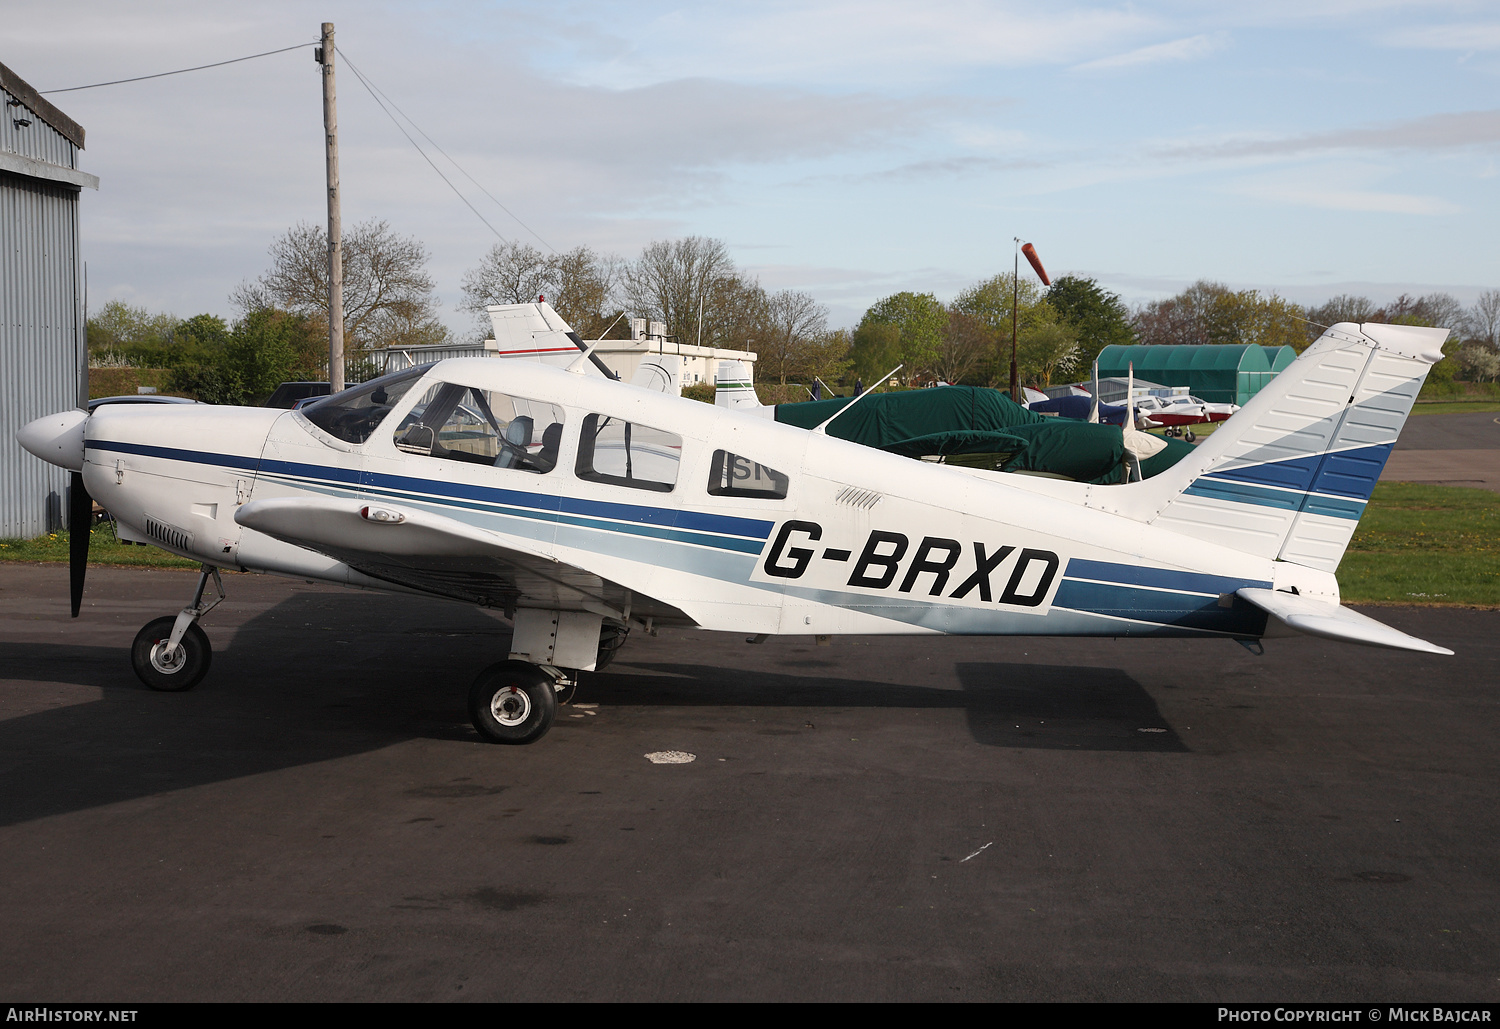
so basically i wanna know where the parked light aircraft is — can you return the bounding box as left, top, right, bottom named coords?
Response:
left=17, top=304, right=1453, bottom=744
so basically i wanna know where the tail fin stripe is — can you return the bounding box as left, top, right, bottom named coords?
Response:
left=1184, top=479, right=1309, bottom=513
left=1185, top=478, right=1368, bottom=520
left=1307, top=443, right=1394, bottom=500
left=1197, top=442, right=1393, bottom=501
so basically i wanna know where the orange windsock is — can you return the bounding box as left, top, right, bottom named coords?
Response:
left=1021, top=242, right=1050, bottom=286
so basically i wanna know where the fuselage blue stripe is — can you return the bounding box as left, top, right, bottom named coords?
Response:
left=88, top=439, right=775, bottom=541
left=1063, top=558, right=1271, bottom=596
left=1052, top=579, right=1268, bottom=635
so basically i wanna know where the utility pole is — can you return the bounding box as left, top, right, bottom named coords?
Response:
left=1009, top=238, right=1020, bottom=403
left=318, top=22, right=345, bottom=392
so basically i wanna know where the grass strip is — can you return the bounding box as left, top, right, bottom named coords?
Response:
left=1341, top=483, right=1500, bottom=606
left=0, top=524, right=199, bottom=569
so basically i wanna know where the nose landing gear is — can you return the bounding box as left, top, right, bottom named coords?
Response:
left=130, top=565, right=224, bottom=692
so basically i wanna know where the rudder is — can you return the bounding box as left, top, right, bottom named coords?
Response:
left=1134, top=322, right=1448, bottom=571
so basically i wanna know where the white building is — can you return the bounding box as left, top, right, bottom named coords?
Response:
left=371, top=314, right=757, bottom=394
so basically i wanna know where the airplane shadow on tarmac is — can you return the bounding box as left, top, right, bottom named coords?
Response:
left=594, top=660, right=1185, bottom=753
left=0, top=590, right=1182, bottom=828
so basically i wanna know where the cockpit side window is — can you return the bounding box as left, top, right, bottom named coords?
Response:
left=707, top=451, right=789, bottom=500
left=393, top=382, right=565, bottom=473
left=300, top=368, right=427, bottom=445
left=575, top=414, right=682, bottom=492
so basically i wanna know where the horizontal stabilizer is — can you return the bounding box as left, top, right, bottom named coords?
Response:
left=1236, top=588, right=1452, bottom=655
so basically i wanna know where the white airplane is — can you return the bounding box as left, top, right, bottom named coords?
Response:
left=17, top=305, right=1453, bottom=745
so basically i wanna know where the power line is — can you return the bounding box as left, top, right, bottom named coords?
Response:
left=41, top=43, right=315, bottom=95
left=336, top=47, right=556, bottom=255
left=336, top=49, right=514, bottom=247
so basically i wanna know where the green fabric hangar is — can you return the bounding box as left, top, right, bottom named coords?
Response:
left=1094, top=344, right=1293, bottom=406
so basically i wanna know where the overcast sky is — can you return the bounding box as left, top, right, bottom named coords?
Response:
left=10, top=0, right=1500, bottom=332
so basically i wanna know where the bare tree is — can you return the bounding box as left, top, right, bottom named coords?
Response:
left=933, top=310, right=992, bottom=385
left=461, top=243, right=622, bottom=339
left=549, top=246, right=622, bottom=339
left=460, top=241, right=554, bottom=313
left=758, top=290, right=828, bottom=384
left=1306, top=294, right=1375, bottom=328
left=624, top=237, right=741, bottom=348
left=234, top=219, right=443, bottom=352
left=1467, top=288, right=1500, bottom=348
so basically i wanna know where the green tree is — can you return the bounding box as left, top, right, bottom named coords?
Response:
left=860, top=291, right=947, bottom=381
left=848, top=322, right=901, bottom=384
left=223, top=308, right=323, bottom=401
left=787, top=327, right=853, bottom=389
left=951, top=273, right=1073, bottom=387
left=1045, top=276, right=1133, bottom=368
left=1202, top=290, right=1308, bottom=350
left=86, top=300, right=180, bottom=366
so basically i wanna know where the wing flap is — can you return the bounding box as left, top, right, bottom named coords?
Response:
left=234, top=496, right=691, bottom=623
left=1236, top=587, right=1452, bottom=655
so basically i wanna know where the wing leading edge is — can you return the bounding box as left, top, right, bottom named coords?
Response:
left=234, top=497, right=691, bottom=625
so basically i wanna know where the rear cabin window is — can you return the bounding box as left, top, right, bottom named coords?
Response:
left=707, top=450, right=789, bottom=500
left=393, top=382, right=565, bottom=473
left=575, top=414, right=682, bottom=492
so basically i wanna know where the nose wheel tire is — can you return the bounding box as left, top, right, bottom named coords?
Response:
left=467, top=661, right=557, bottom=744
left=131, top=616, right=211, bottom=692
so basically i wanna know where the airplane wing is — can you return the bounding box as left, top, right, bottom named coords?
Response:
left=1236, top=588, right=1452, bottom=655
left=234, top=497, right=692, bottom=625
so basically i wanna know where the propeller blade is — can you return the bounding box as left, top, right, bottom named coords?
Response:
left=1088, top=360, right=1100, bottom=424
left=68, top=470, right=90, bottom=618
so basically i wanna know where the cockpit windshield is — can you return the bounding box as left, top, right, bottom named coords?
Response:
left=300, top=367, right=428, bottom=444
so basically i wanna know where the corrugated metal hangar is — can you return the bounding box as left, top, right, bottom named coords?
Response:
left=1, top=59, right=97, bottom=538
left=1095, top=343, right=1298, bottom=406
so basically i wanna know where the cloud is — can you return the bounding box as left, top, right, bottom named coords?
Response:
left=1379, top=22, right=1500, bottom=50
left=1072, top=32, right=1230, bottom=72
left=1158, top=109, right=1500, bottom=160
left=551, top=1, right=1162, bottom=88
left=1237, top=184, right=1460, bottom=215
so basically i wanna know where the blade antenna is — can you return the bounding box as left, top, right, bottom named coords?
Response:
left=810, top=365, right=902, bottom=435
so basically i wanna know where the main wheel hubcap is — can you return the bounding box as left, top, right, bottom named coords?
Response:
left=491, top=686, right=531, bottom=726
left=149, top=640, right=186, bottom=675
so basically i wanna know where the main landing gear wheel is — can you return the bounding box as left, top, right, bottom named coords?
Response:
left=468, top=661, right=558, bottom=745
left=131, top=616, right=212, bottom=692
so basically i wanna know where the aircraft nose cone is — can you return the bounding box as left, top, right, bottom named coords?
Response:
left=16, top=409, right=88, bottom=472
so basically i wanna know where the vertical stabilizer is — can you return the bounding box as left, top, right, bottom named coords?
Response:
left=714, top=360, right=763, bottom=410
left=631, top=353, right=682, bottom=394
left=1122, top=322, right=1448, bottom=571
left=488, top=302, right=610, bottom=376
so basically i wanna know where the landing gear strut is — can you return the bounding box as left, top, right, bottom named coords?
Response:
left=130, top=564, right=224, bottom=692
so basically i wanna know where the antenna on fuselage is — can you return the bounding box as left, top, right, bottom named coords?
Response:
left=810, top=364, right=902, bottom=435
left=565, top=337, right=607, bottom=375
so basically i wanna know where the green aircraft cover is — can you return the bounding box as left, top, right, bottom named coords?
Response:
left=773, top=386, right=1194, bottom=484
